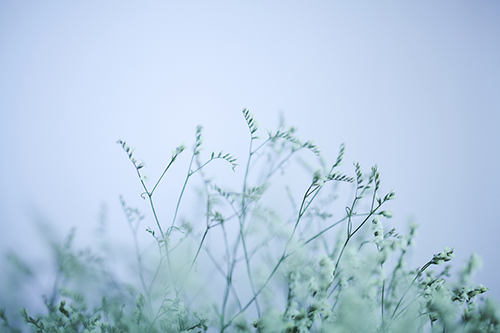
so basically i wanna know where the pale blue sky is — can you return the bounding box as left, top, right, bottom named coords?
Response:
left=1, top=1, right=499, bottom=308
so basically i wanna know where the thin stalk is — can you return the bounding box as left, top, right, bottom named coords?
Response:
left=167, top=152, right=196, bottom=240
left=150, top=155, right=179, bottom=196
left=391, top=261, right=432, bottom=320
left=221, top=134, right=257, bottom=330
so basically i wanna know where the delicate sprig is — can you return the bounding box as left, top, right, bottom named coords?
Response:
left=243, top=108, right=259, bottom=139
left=210, top=151, right=238, bottom=171
left=266, top=127, right=321, bottom=156
left=117, top=140, right=146, bottom=170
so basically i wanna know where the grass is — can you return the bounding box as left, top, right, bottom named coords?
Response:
left=1, top=109, right=499, bottom=332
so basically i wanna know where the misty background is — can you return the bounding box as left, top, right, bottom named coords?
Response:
left=1, top=1, right=499, bottom=313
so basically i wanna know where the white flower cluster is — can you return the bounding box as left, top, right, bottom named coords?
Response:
left=430, top=247, right=455, bottom=265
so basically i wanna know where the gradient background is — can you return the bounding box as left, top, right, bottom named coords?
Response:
left=1, top=1, right=499, bottom=311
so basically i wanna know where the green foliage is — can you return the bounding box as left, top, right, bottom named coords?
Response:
left=2, top=109, right=499, bottom=332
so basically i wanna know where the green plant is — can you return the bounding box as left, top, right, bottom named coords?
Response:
left=2, top=109, right=499, bottom=332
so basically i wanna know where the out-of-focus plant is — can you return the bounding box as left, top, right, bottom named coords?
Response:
left=2, top=109, right=498, bottom=333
